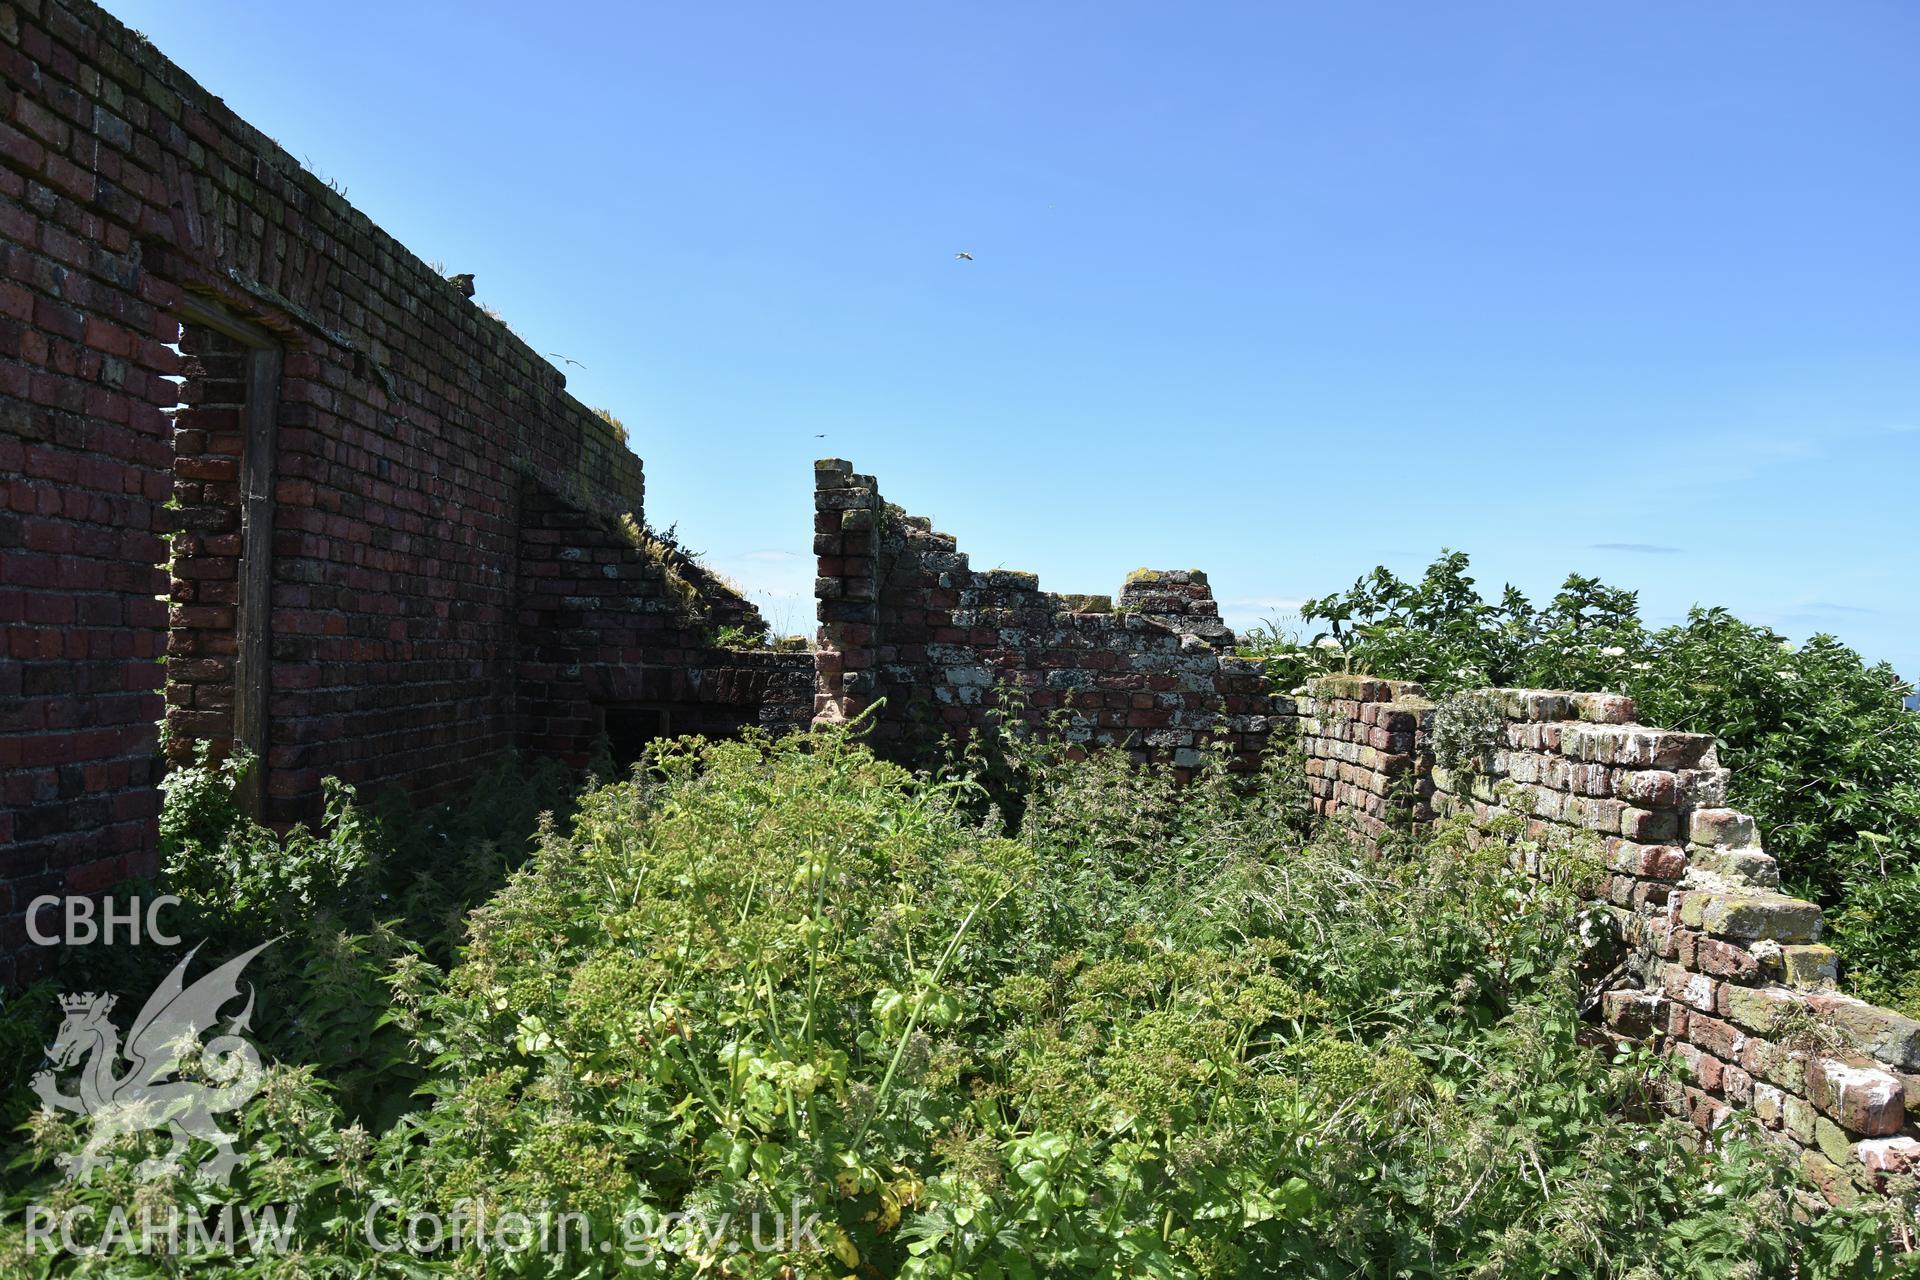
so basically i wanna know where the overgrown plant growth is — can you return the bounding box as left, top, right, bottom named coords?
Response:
left=0, top=748, right=584, bottom=1144
left=3, top=729, right=1911, bottom=1277
left=1241, top=551, right=1920, bottom=1011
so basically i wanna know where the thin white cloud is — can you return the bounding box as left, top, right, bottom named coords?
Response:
left=1794, top=601, right=1877, bottom=616
left=1662, top=421, right=1916, bottom=488
left=1221, top=596, right=1309, bottom=613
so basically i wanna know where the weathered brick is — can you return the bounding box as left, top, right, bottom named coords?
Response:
left=1783, top=1093, right=1817, bottom=1145
left=1807, top=1058, right=1905, bottom=1136
left=1766, top=943, right=1839, bottom=991
left=1619, top=805, right=1679, bottom=842
left=1689, top=807, right=1756, bottom=848
left=1615, top=768, right=1679, bottom=808
left=1719, top=984, right=1796, bottom=1035
left=8, top=4, right=1917, bottom=1203
left=1602, top=989, right=1662, bottom=1039
left=1688, top=1013, right=1743, bottom=1062
left=1854, top=1136, right=1920, bottom=1179
left=1805, top=993, right=1920, bottom=1071
left=1813, top=1116, right=1856, bottom=1168
left=1677, top=889, right=1822, bottom=944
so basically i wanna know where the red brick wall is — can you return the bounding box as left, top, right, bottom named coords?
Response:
left=811, top=459, right=1277, bottom=774
left=0, top=0, right=786, bottom=983
left=1292, top=676, right=1435, bottom=841
left=1293, top=678, right=1920, bottom=1198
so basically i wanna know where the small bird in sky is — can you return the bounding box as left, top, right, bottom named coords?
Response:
left=446, top=272, right=475, bottom=297
left=814, top=433, right=826, bottom=438
left=954, top=252, right=974, bottom=261
left=548, top=352, right=585, bottom=369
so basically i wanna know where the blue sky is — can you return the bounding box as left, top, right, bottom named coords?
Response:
left=116, top=1, right=1918, bottom=676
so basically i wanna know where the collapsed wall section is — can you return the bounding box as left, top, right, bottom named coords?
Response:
left=514, top=479, right=812, bottom=765
left=1289, top=676, right=1920, bottom=1200
left=811, top=459, right=1274, bottom=772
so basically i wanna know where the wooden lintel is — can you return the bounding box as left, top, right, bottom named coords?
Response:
left=173, top=291, right=280, bottom=352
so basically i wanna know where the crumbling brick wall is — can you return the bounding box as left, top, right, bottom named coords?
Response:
left=1292, top=676, right=1435, bottom=841
left=811, top=459, right=1274, bottom=773
left=1290, top=676, right=1920, bottom=1198
left=0, top=0, right=789, bottom=983
left=514, top=478, right=812, bottom=765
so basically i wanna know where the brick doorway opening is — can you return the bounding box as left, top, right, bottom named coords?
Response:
left=162, top=298, right=282, bottom=816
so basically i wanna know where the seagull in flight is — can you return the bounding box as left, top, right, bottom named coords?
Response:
left=954, top=252, right=974, bottom=261
left=547, top=352, right=585, bottom=369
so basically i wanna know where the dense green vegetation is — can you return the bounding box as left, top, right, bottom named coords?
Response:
left=4, top=729, right=1913, bottom=1277
left=1241, top=551, right=1920, bottom=1012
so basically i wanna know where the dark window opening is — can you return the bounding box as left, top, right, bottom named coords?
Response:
left=602, top=706, right=671, bottom=771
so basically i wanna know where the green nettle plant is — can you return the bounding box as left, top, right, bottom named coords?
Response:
left=1242, top=552, right=1920, bottom=1011
left=1430, top=689, right=1508, bottom=780
left=2, top=728, right=1910, bottom=1277
left=161, top=744, right=371, bottom=922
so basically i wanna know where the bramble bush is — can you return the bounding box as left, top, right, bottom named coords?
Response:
left=1242, top=551, right=1920, bottom=1010
left=2, top=727, right=1910, bottom=1277
left=0, top=746, right=583, bottom=1147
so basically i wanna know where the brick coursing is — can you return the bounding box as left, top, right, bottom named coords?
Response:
left=514, top=478, right=811, bottom=763
left=0, top=0, right=794, bottom=984
left=810, top=459, right=1274, bottom=774
left=6, top=0, right=1918, bottom=1211
left=1290, top=676, right=1920, bottom=1200
left=1290, top=676, right=1435, bottom=841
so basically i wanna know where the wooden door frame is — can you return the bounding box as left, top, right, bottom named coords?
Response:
left=174, top=294, right=283, bottom=817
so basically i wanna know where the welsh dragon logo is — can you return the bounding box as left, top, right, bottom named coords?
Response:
left=31, top=942, right=270, bottom=1187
